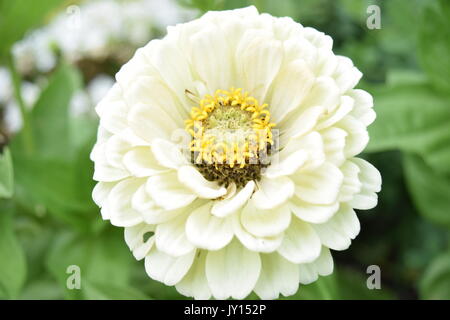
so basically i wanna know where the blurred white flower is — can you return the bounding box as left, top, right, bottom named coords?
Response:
left=13, top=0, right=197, bottom=72
left=70, top=74, right=115, bottom=117
left=69, top=90, right=91, bottom=118
left=4, top=81, right=41, bottom=133
left=0, top=67, right=13, bottom=103
left=12, top=29, right=56, bottom=74
left=91, top=6, right=381, bottom=300
left=87, top=74, right=115, bottom=105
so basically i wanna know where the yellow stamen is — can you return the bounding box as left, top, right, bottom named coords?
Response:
left=185, top=88, right=275, bottom=167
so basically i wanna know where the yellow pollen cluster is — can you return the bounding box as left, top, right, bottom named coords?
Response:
left=185, top=88, right=275, bottom=168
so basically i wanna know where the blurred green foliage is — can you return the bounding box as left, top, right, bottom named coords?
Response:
left=1, top=0, right=450, bottom=300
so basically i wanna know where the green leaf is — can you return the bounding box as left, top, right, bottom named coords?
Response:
left=10, top=64, right=99, bottom=231
left=367, top=82, right=450, bottom=174
left=46, top=228, right=140, bottom=299
left=420, top=251, right=450, bottom=299
left=336, top=267, right=395, bottom=300
left=19, top=279, right=64, bottom=300
left=82, top=281, right=150, bottom=300
left=0, top=0, right=64, bottom=61
left=404, top=154, right=450, bottom=228
left=418, top=0, right=450, bottom=93
left=30, top=64, right=83, bottom=161
left=0, top=147, right=14, bottom=198
left=12, top=154, right=99, bottom=231
left=0, top=209, right=27, bottom=299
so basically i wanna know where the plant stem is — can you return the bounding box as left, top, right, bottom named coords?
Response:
left=7, top=52, right=34, bottom=155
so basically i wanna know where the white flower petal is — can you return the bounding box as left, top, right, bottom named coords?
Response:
left=313, top=48, right=338, bottom=76
left=292, top=162, right=343, bottom=205
left=124, top=223, right=155, bottom=261
left=189, top=26, right=231, bottom=92
left=349, top=158, right=381, bottom=210
left=277, top=131, right=325, bottom=172
left=92, top=181, right=115, bottom=208
left=145, top=39, right=194, bottom=107
left=98, top=101, right=128, bottom=135
left=241, top=201, right=291, bottom=237
left=123, top=147, right=168, bottom=177
left=145, top=247, right=196, bottom=286
left=337, top=116, right=369, bottom=157
left=269, top=59, right=315, bottom=122
left=280, top=106, right=324, bottom=146
left=252, top=176, right=294, bottom=210
left=321, top=127, right=347, bottom=166
left=211, top=181, right=255, bottom=218
left=303, top=27, right=333, bottom=51
left=123, top=76, right=186, bottom=124
left=131, top=183, right=154, bottom=212
left=316, top=95, right=354, bottom=130
left=277, top=217, right=321, bottom=264
left=283, top=36, right=316, bottom=68
left=95, top=83, right=123, bottom=117
left=143, top=206, right=190, bottom=225
left=254, top=253, right=299, bottom=300
left=115, top=47, right=158, bottom=91
left=301, top=76, right=340, bottom=111
left=332, top=56, right=362, bottom=93
left=338, top=160, right=362, bottom=202
left=186, top=202, right=234, bottom=251
left=298, top=264, right=318, bottom=285
left=348, top=89, right=375, bottom=126
left=155, top=213, right=195, bottom=257
left=289, top=197, right=339, bottom=224
left=178, top=166, right=227, bottom=199
left=205, top=239, right=261, bottom=300
left=298, top=246, right=334, bottom=284
left=236, top=33, right=283, bottom=102
left=107, top=178, right=145, bottom=227
left=232, top=212, right=283, bottom=253
left=313, top=246, right=334, bottom=276
left=146, top=172, right=196, bottom=211
left=265, top=150, right=308, bottom=179
left=93, top=142, right=129, bottom=182
left=312, top=204, right=360, bottom=251
left=176, top=251, right=211, bottom=300
left=128, top=102, right=179, bottom=143
left=104, top=134, right=131, bottom=169
left=151, top=138, right=188, bottom=169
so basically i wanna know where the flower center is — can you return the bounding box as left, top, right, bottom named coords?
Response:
left=185, top=88, right=275, bottom=187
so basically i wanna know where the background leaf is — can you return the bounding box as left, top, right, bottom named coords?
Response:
left=420, top=251, right=450, bottom=299
left=0, top=208, right=27, bottom=299
left=0, top=147, right=14, bottom=198
left=403, top=154, right=450, bottom=228
left=417, top=0, right=450, bottom=93
left=45, top=227, right=149, bottom=300
left=0, top=0, right=65, bottom=62
left=367, top=82, right=450, bottom=174
left=29, top=64, right=83, bottom=161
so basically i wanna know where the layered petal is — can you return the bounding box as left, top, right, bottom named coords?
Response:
left=292, top=162, right=343, bottom=205
left=146, top=172, right=196, bottom=211
left=312, top=204, right=360, bottom=251
left=254, top=253, right=299, bottom=299
left=241, top=201, right=291, bottom=237
left=277, top=217, right=321, bottom=264
left=205, top=239, right=261, bottom=299
left=145, top=247, right=196, bottom=286
left=185, top=202, right=234, bottom=251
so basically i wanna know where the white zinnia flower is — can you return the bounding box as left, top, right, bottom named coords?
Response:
left=91, top=6, right=381, bottom=300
